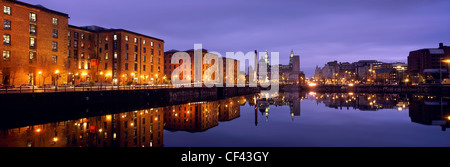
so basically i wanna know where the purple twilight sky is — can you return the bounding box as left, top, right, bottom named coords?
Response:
left=22, top=0, right=450, bottom=77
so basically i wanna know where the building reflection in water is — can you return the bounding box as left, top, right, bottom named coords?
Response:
left=409, top=95, right=450, bottom=131
left=252, top=92, right=304, bottom=122
left=1, top=92, right=449, bottom=147
left=310, top=92, right=450, bottom=131
left=0, top=109, right=164, bottom=147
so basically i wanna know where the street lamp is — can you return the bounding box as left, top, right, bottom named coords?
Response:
left=38, top=71, right=42, bottom=87
left=55, top=70, right=60, bottom=91
left=99, top=72, right=103, bottom=90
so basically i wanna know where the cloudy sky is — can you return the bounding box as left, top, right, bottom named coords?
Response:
left=23, top=0, right=450, bottom=77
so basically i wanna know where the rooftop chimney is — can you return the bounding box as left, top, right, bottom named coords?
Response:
left=439, top=43, right=444, bottom=49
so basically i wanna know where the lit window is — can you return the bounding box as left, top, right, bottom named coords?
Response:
left=3, top=34, right=10, bottom=45
left=143, top=56, right=146, bottom=62
left=52, top=42, right=57, bottom=51
left=4, top=6, right=11, bottom=15
left=52, top=29, right=58, bottom=38
left=68, top=39, right=70, bottom=47
left=125, top=36, right=128, bottom=41
left=150, top=41, right=153, bottom=47
left=68, top=31, right=71, bottom=37
left=74, top=40, right=78, bottom=48
left=81, top=34, right=85, bottom=39
left=29, top=13, right=36, bottom=22
left=52, top=18, right=58, bottom=25
left=4, top=20, right=10, bottom=30
left=29, top=51, right=35, bottom=61
left=143, top=40, right=146, bottom=45
left=52, top=55, right=57, bottom=63
left=113, top=35, right=117, bottom=40
left=105, top=53, right=108, bottom=60
left=134, top=38, right=137, bottom=43
left=3, top=50, right=10, bottom=61
left=114, top=52, right=117, bottom=59
left=105, top=35, right=108, bottom=41
left=29, top=24, right=36, bottom=35
left=134, top=54, right=137, bottom=61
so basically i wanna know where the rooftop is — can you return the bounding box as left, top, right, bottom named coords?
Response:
left=5, top=0, right=69, bottom=17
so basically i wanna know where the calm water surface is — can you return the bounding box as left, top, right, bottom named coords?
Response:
left=1, top=92, right=449, bottom=147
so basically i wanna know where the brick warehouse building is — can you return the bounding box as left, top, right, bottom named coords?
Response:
left=1, top=0, right=164, bottom=87
left=1, top=0, right=69, bottom=86
left=164, top=49, right=239, bottom=86
left=68, top=26, right=165, bottom=86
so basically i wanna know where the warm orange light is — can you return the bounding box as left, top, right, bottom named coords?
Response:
left=100, top=72, right=103, bottom=75
left=308, top=83, right=317, bottom=87
left=55, top=70, right=59, bottom=74
left=348, top=83, right=354, bottom=87
left=154, top=117, right=158, bottom=121
left=443, top=59, right=450, bottom=63
left=38, top=71, right=42, bottom=75
left=53, top=137, right=58, bottom=142
left=106, top=115, right=111, bottom=120
left=130, top=123, right=134, bottom=127
left=98, top=129, right=103, bottom=132
left=82, top=73, right=87, bottom=76
left=447, top=116, right=450, bottom=120
left=36, top=128, right=41, bottom=133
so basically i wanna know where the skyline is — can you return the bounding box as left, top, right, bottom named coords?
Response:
left=17, top=0, right=450, bottom=77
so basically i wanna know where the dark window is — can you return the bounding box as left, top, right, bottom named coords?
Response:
left=143, top=47, right=146, bottom=53
left=143, top=65, right=146, bottom=71
left=4, top=20, right=10, bottom=30
left=74, top=40, right=78, bottom=48
left=52, top=42, right=57, bottom=51
left=74, top=32, right=78, bottom=39
left=134, top=54, right=137, bottom=61
left=125, top=63, right=128, bottom=70
left=134, top=45, right=137, bottom=52
left=125, top=53, right=128, bottom=60
left=134, top=63, right=137, bottom=71
left=52, top=29, right=58, bottom=38
left=105, top=63, right=108, bottom=70
left=125, top=44, right=128, bottom=50
left=52, top=55, right=57, bottom=63
left=151, top=49, right=154, bottom=55
left=105, top=44, right=108, bottom=50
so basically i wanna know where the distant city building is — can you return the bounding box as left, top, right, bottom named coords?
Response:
left=279, top=50, right=305, bottom=84
left=408, top=43, right=450, bottom=84
left=314, top=60, right=406, bottom=85
left=164, top=49, right=239, bottom=85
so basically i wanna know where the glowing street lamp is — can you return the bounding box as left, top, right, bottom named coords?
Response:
left=38, top=71, right=42, bottom=87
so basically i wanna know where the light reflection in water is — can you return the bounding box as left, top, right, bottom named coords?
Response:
left=0, top=93, right=449, bottom=147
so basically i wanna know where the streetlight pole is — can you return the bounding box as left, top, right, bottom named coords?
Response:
left=99, top=72, right=103, bottom=90
left=38, top=71, right=41, bottom=87
left=55, top=70, right=59, bottom=91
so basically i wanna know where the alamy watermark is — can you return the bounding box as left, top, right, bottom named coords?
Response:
left=170, top=44, right=279, bottom=97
